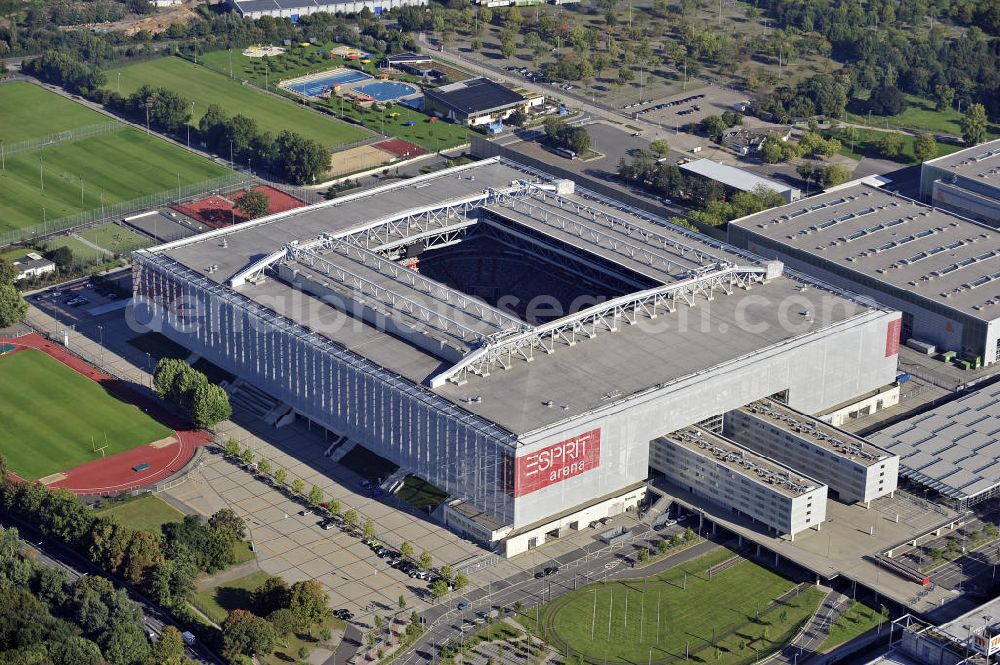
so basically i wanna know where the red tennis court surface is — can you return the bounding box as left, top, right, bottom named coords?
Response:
left=375, top=138, right=427, bottom=159
left=0, top=334, right=210, bottom=495
left=173, top=185, right=306, bottom=228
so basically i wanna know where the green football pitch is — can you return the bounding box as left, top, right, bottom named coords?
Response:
left=0, top=126, right=232, bottom=234
left=0, top=349, right=173, bottom=481
left=0, top=82, right=107, bottom=143
left=106, top=56, right=369, bottom=148
left=524, top=547, right=825, bottom=665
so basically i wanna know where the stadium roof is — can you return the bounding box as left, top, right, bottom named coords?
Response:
left=729, top=183, right=1000, bottom=321
left=679, top=159, right=798, bottom=198
left=423, top=78, right=530, bottom=116
left=924, top=138, right=1000, bottom=184
left=150, top=158, right=887, bottom=436
left=868, top=383, right=1000, bottom=506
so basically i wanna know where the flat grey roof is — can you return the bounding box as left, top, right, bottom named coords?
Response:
left=680, top=159, right=796, bottom=196
left=660, top=426, right=824, bottom=497
left=868, top=383, right=1000, bottom=503
left=925, top=138, right=1000, bottom=186
left=739, top=398, right=896, bottom=467
left=729, top=183, right=1000, bottom=321
left=149, top=158, right=882, bottom=436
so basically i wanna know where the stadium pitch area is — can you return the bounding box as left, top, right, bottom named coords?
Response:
left=0, top=349, right=173, bottom=481
left=0, top=83, right=232, bottom=235
left=107, top=56, right=370, bottom=149
left=525, top=548, right=825, bottom=665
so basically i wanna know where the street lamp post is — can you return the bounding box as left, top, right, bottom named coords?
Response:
left=96, top=325, right=104, bottom=369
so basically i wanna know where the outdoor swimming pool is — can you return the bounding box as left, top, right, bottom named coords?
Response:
left=286, top=69, right=373, bottom=96
left=355, top=81, right=421, bottom=102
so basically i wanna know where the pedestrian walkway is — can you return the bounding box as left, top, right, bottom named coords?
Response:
left=767, top=590, right=852, bottom=665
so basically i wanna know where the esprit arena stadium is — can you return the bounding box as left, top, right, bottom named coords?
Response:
left=132, top=157, right=902, bottom=556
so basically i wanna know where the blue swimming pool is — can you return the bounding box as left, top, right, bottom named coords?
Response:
left=355, top=81, right=420, bottom=102
left=287, top=69, right=372, bottom=96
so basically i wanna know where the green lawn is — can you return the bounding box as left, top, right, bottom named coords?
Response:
left=520, top=548, right=825, bottom=665
left=826, top=127, right=965, bottom=163
left=0, top=349, right=174, bottom=480
left=0, top=127, right=231, bottom=234
left=40, top=235, right=105, bottom=265
left=846, top=94, right=1000, bottom=139
left=817, top=602, right=885, bottom=652
left=0, top=82, right=107, bottom=143
left=192, top=570, right=271, bottom=624
left=262, top=615, right=344, bottom=665
left=78, top=222, right=153, bottom=255
left=97, top=494, right=185, bottom=534
left=317, top=97, right=470, bottom=152
left=106, top=56, right=369, bottom=149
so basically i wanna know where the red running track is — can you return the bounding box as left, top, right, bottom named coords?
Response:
left=0, top=333, right=210, bottom=495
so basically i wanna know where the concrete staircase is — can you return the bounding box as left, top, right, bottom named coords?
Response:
left=228, top=380, right=279, bottom=419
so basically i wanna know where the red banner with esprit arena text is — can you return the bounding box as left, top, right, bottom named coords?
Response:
left=514, top=429, right=601, bottom=497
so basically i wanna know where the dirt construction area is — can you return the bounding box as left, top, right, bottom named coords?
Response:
left=327, top=144, right=394, bottom=177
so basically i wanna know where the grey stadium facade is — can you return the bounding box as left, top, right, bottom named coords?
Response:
left=132, top=158, right=902, bottom=556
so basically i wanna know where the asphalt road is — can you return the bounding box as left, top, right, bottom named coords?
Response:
left=1, top=513, right=222, bottom=665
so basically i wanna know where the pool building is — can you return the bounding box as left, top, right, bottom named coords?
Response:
left=423, top=77, right=543, bottom=127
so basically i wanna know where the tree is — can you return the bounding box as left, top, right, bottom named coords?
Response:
left=454, top=573, right=469, bottom=590
left=700, top=115, right=729, bottom=143
left=934, top=85, right=955, bottom=112
left=363, top=518, right=375, bottom=539
left=151, top=626, right=188, bottom=665
left=418, top=551, right=433, bottom=571
left=563, top=126, right=591, bottom=154
left=224, top=438, right=240, bottom=458
left=400, top=541, right=414, bottom=560
left=398, top=595, right=407, bottom=610
left=507, top=109, right=527, bottom=127
left=274, top=468, right=288, bottom=486
left=291, top=478, right=305, bottom=496
left=657, top=539, right=668, bottom=554
left=961, top=104, right=988, bottom=146
left=343, top=509, right=358, bottom=530
left=189, top=382, right=231, bottom=428
left=253, top=576, right=291, bottom=616
left=45, top=245, right=74, bottom=269
left=649, top=139, right=670, bottom=157
left=0, top=281, right=27, bottom=327
left=271, top=130, right=330, bottom=185
left=440, top=564, right=453, bottom=582
left=223, top=610, right=277, bottom=658
left=637, top=547, right=649, bottom=562
left=914, top=133, right=938, bottom=162
left=868, top=84, right=907, bottom=116
left=821, top=164, right=852, bottom=187
left=308, top=485, right=324, bottom=507
left=209, top=508, right=247, bottom=541
left=684, top=527, right=695, bottom=541
left=153, top=358, right=187, bottom=401
left=122, top=529, right=164, bottom=585
left=269, top=608, right=298, bottom=641
left=327, top=498, right=341, bottom=517
left=289, top=580, right=329, bottom=629
left=236, top=189, right=269, bottom=220
left=877, top=132, right=905, bottom=159
left=430, top=579, right=450, bottom=598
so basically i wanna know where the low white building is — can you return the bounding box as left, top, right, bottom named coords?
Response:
left=228, top=0, right=428, bottom=20
left=725, top=399, right=899, bottom=505
left=12, top=253, right=55, bottom=281
left=650, top=426, right=827, bottom=539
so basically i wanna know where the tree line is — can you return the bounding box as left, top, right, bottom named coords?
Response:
left=0, top=460, right=257, bottom=663
left=0, top=524, right=193, bottom=665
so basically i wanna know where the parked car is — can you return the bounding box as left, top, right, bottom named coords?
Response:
left=457, top=602, right=470, bottom=610
left=299, top=508, right=313, bottom=517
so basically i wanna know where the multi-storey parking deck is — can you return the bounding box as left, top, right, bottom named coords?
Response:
left=650, top=426, right=828, bottom=538
left=725, top=399, right=899, bottom=504
left=135, top=157, right=902, bottom=555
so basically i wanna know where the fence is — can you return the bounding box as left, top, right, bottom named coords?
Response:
left=0, top=173, right=253, bottom=247
left=1, top=121, right=125, bottom=158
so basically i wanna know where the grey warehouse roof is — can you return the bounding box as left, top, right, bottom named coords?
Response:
left=924, top=138, right=1000, bottom=184
left=729, top=183, right=1000, bottom=321
left=679, top=159, right=797, bottom=197
left=233, top=0, right=357, bottom=13
left=868, top=383, right=1000, bottom=504
left=148, top=158, right=885, bottom=436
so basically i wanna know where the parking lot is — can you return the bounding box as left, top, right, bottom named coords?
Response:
left=628, top=85, right=755, bottom=132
